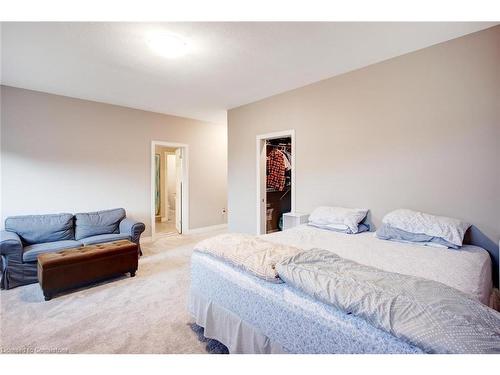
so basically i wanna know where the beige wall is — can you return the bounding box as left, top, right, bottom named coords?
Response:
left=1, top=86, right=227, bottom=235
left=228, top=27, right=500, bottom=250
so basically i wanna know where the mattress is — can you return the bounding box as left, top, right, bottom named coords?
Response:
left=264, top=225, right=493, bottom=304
left=190, top=251, right=423, bottom=353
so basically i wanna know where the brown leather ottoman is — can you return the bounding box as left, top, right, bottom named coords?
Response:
left=37, top=240, right=138, bottom=301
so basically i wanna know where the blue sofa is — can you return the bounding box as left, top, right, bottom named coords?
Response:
left=0, top=208, right=145, bottom=289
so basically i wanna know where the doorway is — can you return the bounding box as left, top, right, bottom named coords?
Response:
left=151, top=141, right=189, bottom=239
left=256, top=130, right=295, bottom=235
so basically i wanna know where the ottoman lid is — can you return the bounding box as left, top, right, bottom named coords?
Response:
left=37, top=240, right=137, bottom=269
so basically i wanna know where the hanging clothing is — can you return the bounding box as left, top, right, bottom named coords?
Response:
left=267, top=148, right=286, bottom=191
left=281, top=150, right=292, bottom=170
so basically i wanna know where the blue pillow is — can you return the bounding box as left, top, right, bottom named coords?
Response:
left=74, top=208, right=125, bottom=240
left=375, top=223, right=458, bottom=249
left=5, top=213, right=74, bottom=245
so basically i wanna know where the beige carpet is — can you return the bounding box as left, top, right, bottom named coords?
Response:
left=0, top=230, right=225, bottom=354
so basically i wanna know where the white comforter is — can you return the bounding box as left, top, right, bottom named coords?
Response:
left=194, top=233, right=302, bottom=282
left=264, top=225, right=492, bottom=304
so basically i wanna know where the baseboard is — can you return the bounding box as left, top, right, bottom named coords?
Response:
left=187, top=224, right=227, bottom=234
left=141, top=224, right=227, bottom=242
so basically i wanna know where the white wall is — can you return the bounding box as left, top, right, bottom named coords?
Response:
left=228, top=27, right=500, bottom=248
left=1, top=86, right=228, bottom=235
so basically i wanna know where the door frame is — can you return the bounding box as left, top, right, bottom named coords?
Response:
left=151, top=141, right=189, bottom=240
left=255, top=129, right=295, bottom=235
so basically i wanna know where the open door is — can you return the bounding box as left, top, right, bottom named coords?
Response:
left=151, top=141, right=188, bottom=240
left=175, top=148, right=183, bottom=233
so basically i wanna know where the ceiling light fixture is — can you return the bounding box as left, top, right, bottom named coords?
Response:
left=147, top=32, right=189, bottom=59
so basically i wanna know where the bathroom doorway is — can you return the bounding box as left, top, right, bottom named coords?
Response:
left=151, top=141, right=189, bottom=239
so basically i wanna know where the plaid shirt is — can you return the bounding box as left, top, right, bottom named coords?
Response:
left=267, top=149, right=286, bottom=191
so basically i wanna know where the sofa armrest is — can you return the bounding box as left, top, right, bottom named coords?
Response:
left=0, top=230, right=23, bottom=257
left=119, top=218, right=146, bottom=245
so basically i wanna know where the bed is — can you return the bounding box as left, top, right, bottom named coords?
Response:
left=188, top=224, right=497, bottom=353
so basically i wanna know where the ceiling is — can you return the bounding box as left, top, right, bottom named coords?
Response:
left=1, top=22, right=496, bottom=124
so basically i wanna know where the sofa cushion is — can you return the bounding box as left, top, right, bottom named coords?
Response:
left=23, top=240, right=82, bottom=262
left=6, top=213, right=74, bottom=245
left=79, top=233, right=131, bottom=246
left=75, top=208, right=125, bottom=240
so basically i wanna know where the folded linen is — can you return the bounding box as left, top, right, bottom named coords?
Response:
left=308, top=222, right=370, bottom=234
left=193, top=233, right=302, bottom=282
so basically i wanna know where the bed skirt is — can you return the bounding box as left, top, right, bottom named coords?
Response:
left=189, top=292, right=286, bottom=354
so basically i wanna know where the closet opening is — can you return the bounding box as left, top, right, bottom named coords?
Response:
left=256, top=130, right=295, bottom=235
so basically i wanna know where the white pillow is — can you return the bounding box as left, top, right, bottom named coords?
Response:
left=382, top=209, right=470, bottom=248
left=309, top=206, right=368, bottom=234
